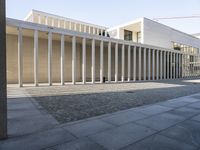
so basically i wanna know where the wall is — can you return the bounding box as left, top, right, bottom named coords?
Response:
left=143, top=18, right=200, bottom=50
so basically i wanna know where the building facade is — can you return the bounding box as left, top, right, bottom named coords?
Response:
left=6, top=10, right=200, bottom=87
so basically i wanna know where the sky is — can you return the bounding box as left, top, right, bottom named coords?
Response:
left=6, top=0, right=200, bottom=34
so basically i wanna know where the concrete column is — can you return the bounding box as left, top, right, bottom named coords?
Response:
left=72, top=36, right=76, bottom=84
left=156, top=50, right=159, bottom=80
left=167, top=52, right=170, bottom=79
left=170, top=52, right=173, bottom=79
left=89, top=26, right=91, bottom=34
left=92, top=39, right=95, bottom=83
left=133, top=46, right=136, bottom=81
left=163, top=51, right=166, bottom=79
left=173, top=53, right=176, bottom=79
left=60, top=34, right=65, bottom=85
left=100, top=40, right=104, bottom=83
left=138, top=47, right=141, bottom=81
left=84, top=25, right=86, bottom=33
left=115, top=43, right=118, bottom=82
left=48, top=32, right=52, bottom=86
left=121, top=44, right=125, bottom=82
left=0, top=0, right=7, bottom=139
left=143, top=48, right=146, bottom=81
left=93, top=27, right=96, bottom=35
left=108, top=41, right=111, bottom=83
left=74, top=23, right=77, bottom=31
left=160, top=51, right=163, bottom=80
left=58, top=20, right=61, bottom=28
left=69, top=22, right=72, bottom=30
left=101, top=29, right=103, bottom=36
left=18, top=27, right=23, bottom=87
left=64, top=21, right=66, bottom=29
left=45, top=16, right=48, bottom=25
left=38, top=14, right=41, bottom=24
left=128, top=45, right=131, bottom=81
left=79, top=24, right=82, bottom=32
left=51, top=18, right=54, bottom=26
left=176, top=53, right=178, bottom=78
left=152, top=49, right=155, bottom=80
left=82, top=38, right=86, bottom=84
left=34, top=30, right=39, bottom=86
left=148, top=49, right=151, bottom=80
left=178, top=54, right=181, bottom=78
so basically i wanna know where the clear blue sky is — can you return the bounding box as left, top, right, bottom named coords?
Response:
left=6, top=0, right=200, bottom=34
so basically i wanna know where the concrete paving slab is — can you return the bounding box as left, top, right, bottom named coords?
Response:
left=191, top=114, right=200, bottom=122
left=188, top=102, right=200, bottom=109
left=168, top=107, right=200, bottom=119
left=101, top=110, right=147, bottom=126
left=62, top=119, right=115, bottom=138
left=8, top=113, right=59, bottom=137
left=48, top=137, right=106, bottom=150
left=0, top=127, right=76, bottom=150
left=160, top=120, right=200, bottom=148
left=122, top=134, right=196, bottom=150
left=158, top=100, right=189, bottom=108
left=136, top=112, right=185, bottom=131
left=135, top=105, right=172, bottom=116
left=89, top=122, right=156, bottom=150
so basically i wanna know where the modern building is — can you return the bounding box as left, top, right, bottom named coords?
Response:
left=6, top=10, right=200, bottom=87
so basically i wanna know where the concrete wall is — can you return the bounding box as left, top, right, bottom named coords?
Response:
left=143, top=18, right=200, bottom=49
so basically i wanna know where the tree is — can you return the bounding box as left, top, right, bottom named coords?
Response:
left=0, top=0, right=7, bottom=140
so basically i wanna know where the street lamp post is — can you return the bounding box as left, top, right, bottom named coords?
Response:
left=0, top=0, right=7, bottom=139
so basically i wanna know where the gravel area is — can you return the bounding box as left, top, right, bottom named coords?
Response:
left=24, top=79, right=200, bottom=124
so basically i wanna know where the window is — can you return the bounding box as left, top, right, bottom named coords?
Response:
left=124, top=30, right=132, bottom=41
left=137, top=32, right=141, bottom=43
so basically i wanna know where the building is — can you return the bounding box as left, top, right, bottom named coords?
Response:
left=6, top=10, right=200, bottom=87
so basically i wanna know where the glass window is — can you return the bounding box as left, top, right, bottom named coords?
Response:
left=124, top=30, right=132, bottom=41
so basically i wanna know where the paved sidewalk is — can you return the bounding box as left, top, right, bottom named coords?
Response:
left=1, top=89, right=200, bottom=149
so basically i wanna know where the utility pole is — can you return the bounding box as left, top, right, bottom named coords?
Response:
left=0, top=0, right=7, bottom=140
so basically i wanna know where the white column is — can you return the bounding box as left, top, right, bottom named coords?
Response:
left=170, top=52, right=173, bottom=79
left=143, top=48, right=146, bottom=81
left=133, top=46, right=136, bottom=81
left=100, top=40, right=104, bottom=83
left=48, top=32, right=52, bottom=86
left=148, top=49, right=151, bottom=80
left=179, top=54, right=181, bottom=78
left=156, top=50, right=159, bottom=80
left=72, top=36, right=76, bottom=84
left=34, top=30, right=38, bottom=86
left=121, top=44, right=125, bottom=82
left=88, top=26, right=91, bottom=34
left=18, top=28, right=23, bottom=87
left=176, top=53, right=178, bottom=78
left=64, top=21, right=66, bottom=29
left=91, top=39, right=95, bottom=83
left=163, top=51, right=166, bottom=79
left=93, top=27, right=96, bottom=35
left=167, top=51, right=170, bottom=79
left=60, top=34, right=65, bottom=85
left=51, top=18, right=54, bottom=27
left=84, top=25, right=86, bottom=33
left=82, top=38, right=86, bottom=84
left=108, top=41, right=111, bottom=83
left=173, top=52, right=175, bottom=79
left=79, top=24, right=82, bottom=32
left=101, top=29, right=103, bottom=36
left=58, top=20, right=61, bottom=28
left=38, top=15, right=41, bottom=24
left=69, top=22, right=72, bottom=30
left=74, top=23, right=77, bottom=31
left=115, top=43, right=118, bottom=82
left=138, top=47, right=141, bottom=81
left=128, top=45, right=131, bottom=82
left=152, top=49, right=155, bottom=80
left=160, top=51, right=163, bottom=80
left=45, top=16, right=48, bottom=25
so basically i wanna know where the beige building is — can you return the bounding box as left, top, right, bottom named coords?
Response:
left=6, top=10, right=200, bottom=87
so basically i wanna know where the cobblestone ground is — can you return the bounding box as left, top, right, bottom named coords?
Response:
left=9, top=79, right=200, bottom=124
